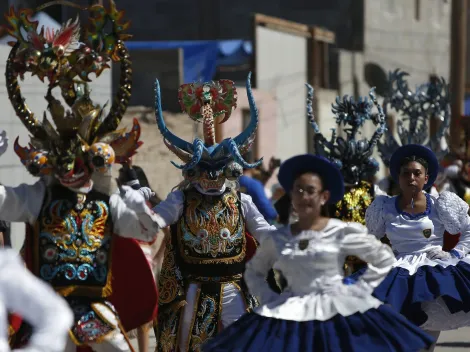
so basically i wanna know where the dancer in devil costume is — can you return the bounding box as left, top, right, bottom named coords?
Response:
left=153, top=73, right=275, bottom=351
left=307, top=84, right=387, bottom=275
left=3, top=2, right=159, bottom=351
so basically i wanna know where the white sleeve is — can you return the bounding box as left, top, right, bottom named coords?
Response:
left=436, top=191, right=470, bottom=256
left=241, top=193, right=277, bottom=241
left=0, top=249, right=73, bottom=352
left=110, top=187, right=162, bottom=242
left=340, top=223, right=396, bottom=290
left=0, top=181, right=46, bottom=224
left=152, top=190, right=185, bottom=227
left=244, top=233, right=280, bottom=304
left=374, top=184, right=387, bottom=197
left=365, top=195, right=388, bottom=239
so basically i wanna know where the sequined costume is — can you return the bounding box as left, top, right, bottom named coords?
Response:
left=153, top=74, right=275, bottom=351
left=1, top=2, right=159, bottom=351
left=306, top=84, right=387, bottom=274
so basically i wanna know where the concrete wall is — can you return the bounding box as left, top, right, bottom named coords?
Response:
left=0, top=44, right=112, bottom=250
left=221, top=87, right=278, bottom=188
left=255, top=25, right=308, bottom=161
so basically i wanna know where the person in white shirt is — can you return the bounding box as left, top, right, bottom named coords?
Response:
left=203, top=154, right=434, bottom=352
left=349, top=144, right=470, bottom=352
left=0, top=249, right=73, bottom=352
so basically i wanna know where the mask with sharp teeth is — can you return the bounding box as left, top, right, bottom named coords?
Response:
left=6, top=1, right=144, bottom=190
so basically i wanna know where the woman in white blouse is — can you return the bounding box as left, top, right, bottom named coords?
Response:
left=351, top=144, right=470, bottom=351
left=0, top=249, right=73, bottom=352
left=203, top=154, right=434, bottom=352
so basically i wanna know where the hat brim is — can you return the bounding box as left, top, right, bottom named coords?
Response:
left=278, top=154, right=344, bottom=203
left=389, top=144, right=438, bottom=189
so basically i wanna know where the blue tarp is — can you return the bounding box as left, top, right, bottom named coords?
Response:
left=126, top=40, right=252, bottom=83
left=465, top=96, right=470, bottom=115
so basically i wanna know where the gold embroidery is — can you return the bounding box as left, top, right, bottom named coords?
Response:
left=41, top=200, right=109, bottom=264
left=190, top=292, right=217, bottom=351
left=158, top=235, right=184, bottom=305
left=178, top=190, right=246, bottom=264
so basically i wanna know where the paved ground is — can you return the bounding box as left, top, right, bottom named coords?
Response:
left=436, top=327, right=470, bottom=352
left=130, top=327, right=470, bottom=351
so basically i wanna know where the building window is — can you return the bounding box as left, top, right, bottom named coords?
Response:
left=415, top=0, right=421, bottom=21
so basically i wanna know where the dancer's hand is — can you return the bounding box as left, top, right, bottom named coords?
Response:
left=115, top=179, right=148, bottom=213
left=426, top=247, right=451, bottom=260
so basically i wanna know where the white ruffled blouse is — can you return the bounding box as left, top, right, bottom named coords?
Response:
left=365, top=191, right=470, bottom=274
left=245, top=219, right=395, bottom=322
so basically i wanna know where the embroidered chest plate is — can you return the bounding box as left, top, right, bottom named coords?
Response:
left=177, top=189, right=246, bottom=264
left=36, top=186, right=112, bottom=290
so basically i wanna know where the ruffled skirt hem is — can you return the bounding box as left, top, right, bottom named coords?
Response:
left=202, top=305, right=434, bottom=352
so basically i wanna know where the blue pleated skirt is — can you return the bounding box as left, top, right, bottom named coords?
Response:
left=202, top=305, right=434, bottom=352
left=345, top=261, right=470, bottom=326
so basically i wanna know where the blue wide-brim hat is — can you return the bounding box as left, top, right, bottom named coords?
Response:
left=278, top=154, right=344, bottom=204
left=389, top=144, right=438, bottom=189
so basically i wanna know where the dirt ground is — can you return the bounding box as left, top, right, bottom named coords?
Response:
left=111, top=106, right=202, bottom=199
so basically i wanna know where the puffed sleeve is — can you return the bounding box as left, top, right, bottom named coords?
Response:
left=436, top=191, right=470, bottom=257
left=0, top=181, right=46, bottom=224
left=241, top=193, right=277, bottom=241
left=152, top=190, right=185, bottom=227
left=340, top=223, right=396, bottom=290
left=244, top=232, right=281, bottom=304
left=0, top=249, right=73, bottom=352
left=365, top=195, right=389, bottom=239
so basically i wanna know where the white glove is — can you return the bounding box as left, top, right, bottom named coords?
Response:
left=139, top=186, right=155, bottom=201
left=117, top=182, right=148, bottom=214
left=426, top=247, right=452, bottom=260
left=0, top=130, right=8, bottom=158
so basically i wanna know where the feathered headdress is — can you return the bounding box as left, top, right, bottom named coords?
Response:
left=155, top=73, right=262, bottom=172
left=378, top=69, right=450, bottom=166
left=307, top=84, right=386, bottom=185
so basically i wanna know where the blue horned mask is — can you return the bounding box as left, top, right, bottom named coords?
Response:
left=378, top=69, right=450, bottom=166
left=155, top=72, right=262, bottom=192
left=307, top=84, right=386, bottom=185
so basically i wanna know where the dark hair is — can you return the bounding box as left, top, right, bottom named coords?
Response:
left=292, top=169, right=326, bottom=191
left=274, top=194, right=291, bottom=225
left=399, top=155, right=429, bottom=173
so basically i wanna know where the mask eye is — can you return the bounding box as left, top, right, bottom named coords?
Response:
left=184, top=168, right=200, bottom=180
left=88, top=143, right=115, bottom=173
left=224, top=161, right=243, bottom=180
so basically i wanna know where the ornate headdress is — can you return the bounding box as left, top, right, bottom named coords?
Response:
left=378, top=69, right=450, bottom=167
left=307, top=84, right=386, bottom=186
left=155, top=73, right=261, bottom=191
left=6, top=1, right=141, bottom=182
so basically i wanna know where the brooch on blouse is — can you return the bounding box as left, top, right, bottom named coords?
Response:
left=298, top=239, right=309, bottom=250
left=423, top=229, right=432, bottom=238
